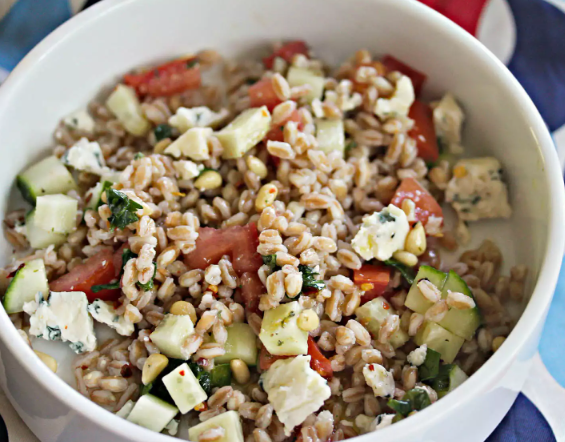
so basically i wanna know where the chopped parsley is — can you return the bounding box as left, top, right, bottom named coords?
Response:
left=154, top=124, right=173, bottom=141
left=133, top=152, right=145, bottom=160
left=383, top=259, right=416, bottom=285
left=186, top=59, right=199, bottom=69
left=418, top=348, right=441, bottom=381
left=344, top=140, right=357, bottom=156
left=387, top=388, right=432, bottom=416
left=92, top=248, right=155, bottom=293
left=262, top=254, right=280, bottom=272
left=104, top=185, right=143, bottom=230
left=298, top=264, right=326, bottom=291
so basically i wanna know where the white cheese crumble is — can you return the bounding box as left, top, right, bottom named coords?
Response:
left=62, top=137, right=109, bottom=176
left=362, top=363, right=395, bottom=398
left=23, top=291, right=96, bottom=353
left=374, top=75, right=415, bottom=120
left=445, top=157, right=512, bottom=221
left=173, top=160, right=204, bottom=181
left=88, top=299, right=135, bottom=336
left=63, top=109, right=96, bottom=134
left=262, top=355, right=331, bottom=435
left=169, top=106, right=228, bottom=133
left=370, top=414, right=395, bottom=431
left=432, top=93, right=465, bottom=155
left=407, top=344, right=427, bottom=367
left=352, top=204, right=410, bottom=261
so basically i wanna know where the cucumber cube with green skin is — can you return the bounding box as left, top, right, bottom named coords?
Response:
left=287, top=67, right=325, bottom=102
left=215, top=323, right=258, bottom=366
left=106, top=84, right=150, bottom=137
left=210, top=364, right=232, bottom=388
left=405, top=266, right=448, bottom=314
left=438, top=271, right=482, bottom=340
left=414, top=322, right=464, bottom=364
left=3, top=259, right=49, bottom=314
left=433, top=364, right=469, bottom=398
left=162, top=363, right=207, bottom=414
left=16, top=156, right=77, bottom=204
left=355, top=297, right=408, bottom=349
left=216, top=106, right=272, bottom=159
left=35, top=194, right=78, bottom=234
left=25, top=210, right=67, bottom=249
left=126, top=394, right=178, bottom=433
left=316, top=120, right=345, bottom=155
left=150, top=314, right=194, bottom=360
left=259, top=301, right=308, bottom=356
left=189, top=411, right=244, bottom=442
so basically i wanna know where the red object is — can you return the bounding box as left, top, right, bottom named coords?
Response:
left=124, top=58, right=201, bottom=97
left=49, top=249, right=120, bottom=302
left=418, top=0, right=489, bottom=35
left=258, top=346, right=290, bottom=371
left=264, top=110, right=303, bottom=142
left=239, top=272, right=264, bottom=314
left=263, top=40, right=309, bottom=69
left=307, top=337, right=333, bottom=378
left=382, top=55, right=427, bottom=97
left=353, top=264, right=391, bottom=302
left=185, top=223, right=262, bottom=275
left=409, top=100, right=439, bottom=162
left=179, top=370, right=185, bottom=376
left=391, top=178, right=443, bottom=226
left=248, top=79, right=283, bottom=111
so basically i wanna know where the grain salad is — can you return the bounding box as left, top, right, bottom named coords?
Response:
left=1, top=41, right=528, bottom=441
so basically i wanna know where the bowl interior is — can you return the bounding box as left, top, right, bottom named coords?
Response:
left=0, top=0, right=556, bottom=440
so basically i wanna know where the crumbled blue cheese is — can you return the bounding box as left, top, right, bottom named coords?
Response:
left=88, top=299, right=134, bottom=336
left=173, top=160, right=204, bottom=181
left=362, top=363, right=395, bottom=398
left=62, top=138, right=109, bottom=176
left=445, top=157, right=512, bottom=221
left=63, top=109, right=96, bottom=134
left=374, top=75, right=415, bottom=120
left=407, top=344, right=427, bottom=366
left=169, top=106, right=228, bottom=133
left=371, top=414, right=395, bottom=431
left=23, top=291, right=96, bottom=353
left=352, top=204, right=410, bottom=261
left=262, top=355, right=331, bottom=435
left=432, top=93, right=465, bottom=155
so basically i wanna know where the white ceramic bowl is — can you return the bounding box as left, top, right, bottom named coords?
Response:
left=0, top=0, right=563, bottom=441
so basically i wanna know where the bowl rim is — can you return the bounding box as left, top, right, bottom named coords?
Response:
left=0, top=0, right=563, bottom=440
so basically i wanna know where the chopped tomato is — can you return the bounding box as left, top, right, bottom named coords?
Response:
left=264, top=109, right=303, bottom=142
left=259, top=346, right=290, bottom=371
left=185, top=227, right=232, bottom=270
left=409, top=100, right=439, bottom=162
left=263, top=41, right=309, bottom=69
left=248, top=78, right=283, bottom=111
left=49, top=249, right=120, bottom=302
left=353, top=264, right=391, bottom=303
left=382, top=55, right=427, bottom=97
left=124, top=58, right=201, bottom=97
left=239, top=272, right=264, bottom=314
left=307, top=337, right=333, bottom=378
left=391, top=178, right=443, bottom=226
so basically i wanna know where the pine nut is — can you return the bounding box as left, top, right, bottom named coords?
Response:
left=401, top=198, right=416, bottom=222
left=194, top=170, right=222, bottom=191
left=246, top=156, right=268, bottom=179
left=255, top=184, right=279, bottom=211
left=34, top=350, right=57, bottom=373
left=142, top=353, right=169, bottom=385
left=392, top=250, right=418, bottom=267
left=169, top=300, right=197, bottom=323
left=405, top=222, right=427, bottom=256
left=297, top=309, right=320, bottom=332
left=230, top=359, right=251, bottom=384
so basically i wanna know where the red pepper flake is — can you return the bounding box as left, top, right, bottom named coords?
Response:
left=7, top=263, right=25, bottom=278
left=383, top=301, right=390, bottom=310
left=369, top=364, right=375, bottom=371
left=179, top=370, right=185, bottom=376
left=64, top=326, right=68, bottom=330
left=197, top=358, right=209, bottom=367
left=269, top=188, right=276, bottom=193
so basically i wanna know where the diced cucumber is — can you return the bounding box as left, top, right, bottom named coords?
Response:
left=414, top=322, right=464, bottom=364
left=3, top=259, right=49, bottom=314
left=287, top=67, right=324, bottom=102
left=162, top=362, right=207, bottom=414
left=355, top=297, right=408, bottom=349
left=150, top=314, right=195, bottom=360
left=116, top=400, right=135, bottom=419
left=210, top=364, right=232, bottom=388
left=35, top=194, right=77, bottom=234
left=259, top=301, right=308, bottom=356
left=215, top=323, right=258, bottom=366
left=106, top=84, right=151, bottom=137
left=188, top=410, right=244, bottom=442
left=316, top=120, right=345, bottom=155
left=25, top=210, right=67, bottom=249
left=432, top=364, right=468, bottom=398
left=216, top=106, right=272, bottom=159
left=16, top=156, right=77, bottom=204
left=126, top=394, right=178, bottom=433
left=164, top=127, right=212, bottom=161
left=405, top=266, right=448, bottom=314
left=438, top=271, right=482, bottom=340
left=85, top=182, right=105, bottom=211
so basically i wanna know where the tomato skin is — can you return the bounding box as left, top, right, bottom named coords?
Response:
left=239, top=271, right=264, bottom=314
left=49, top=249, right=120, bottom=302
left=259, top=346, right=290, bottom=371
left=264, top=110, right=303, bottom=142
left=248, top=79, right=283, bottom=111
left=263, top=41, right=309, bottom=69
left=391, top=178, right=443, bottom=226
left=232, top=223, right=263, bottom=274
left=124, top=58, right=201, bottom=97
left=185, top=227, right=233, bottom=270
left=382, top=55, right=427, bottom=97
left=307, top=336, right=333, bottom=378
left=353, top=264, right=391, bottom=303
left=409, top=101, right=439, bottom=162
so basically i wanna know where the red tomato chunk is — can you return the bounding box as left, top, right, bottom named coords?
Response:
left=382, top=55, right=427, bottom=97
left=264, top=109, right=303, bottom=142
left=263, top=40, right=309, bottom=69
left=391, top=178, right=443, bottom=226
left=248, top=78, right=283, bottom=111
left=353, top=264, right=391, bottom=303
left=409, top=100, right=439, bottom=163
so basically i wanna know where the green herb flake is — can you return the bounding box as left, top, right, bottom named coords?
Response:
left=344, top=140, right=357, bottom=155
left=154, top=124, right=173, bottom=142
left=298, top=264, right=326, bottom=291
left=387, top=388, right=431, bottom=416
left=383, top=259, right=416, bottom=285
left=262, top=254, right=280, bottom=272
left=133, top=152, right=145, bottom=160
left=418, top=348, right=441, bottom=381
left=186, top=59, right=199, bottom=69
left=105, top=187, right=143, bottom=230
